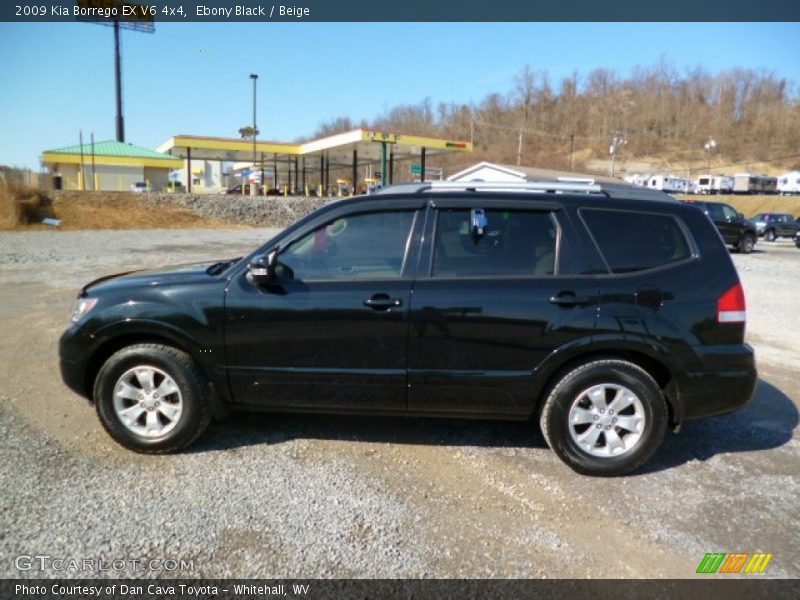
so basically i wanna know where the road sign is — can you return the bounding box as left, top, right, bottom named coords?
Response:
left=410, top=164, right=444, bottom=177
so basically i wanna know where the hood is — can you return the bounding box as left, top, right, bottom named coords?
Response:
left=82, top=258, right=240, bottom=295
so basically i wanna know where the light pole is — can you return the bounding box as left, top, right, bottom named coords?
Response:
left=609, top=133, right=627, bottom=178
left=704, top=137, right=716, bottom=174
left=250, top=73, right=258, bottom=191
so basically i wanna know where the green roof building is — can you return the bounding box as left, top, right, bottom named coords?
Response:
left=41, top=140, right=183, bottom=192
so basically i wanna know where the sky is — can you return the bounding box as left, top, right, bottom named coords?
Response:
left=0, top=22, right=799, bottom=169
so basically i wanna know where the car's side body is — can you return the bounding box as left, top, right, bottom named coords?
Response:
left=751, top=212, right=800, bottom=239
left=60, top=191, right=756, bottom=437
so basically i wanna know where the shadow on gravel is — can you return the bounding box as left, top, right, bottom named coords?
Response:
left=641, top=377, right=798, bottom=474
left=190, top=378, right=797, bottom=475
left=191, top=412, right=547, bottom=454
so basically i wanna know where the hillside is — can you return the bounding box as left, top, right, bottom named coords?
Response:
left=309, top=62, right=800, bottom=182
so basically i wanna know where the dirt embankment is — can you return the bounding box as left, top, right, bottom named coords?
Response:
left=0, top=187, right=256, bottom=231
left=678, top=194, right=800, bottom=218
left=2, top=189, right=329, bottom=231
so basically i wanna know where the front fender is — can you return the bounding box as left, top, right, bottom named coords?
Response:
left=86, top=317, right=231, bottom=405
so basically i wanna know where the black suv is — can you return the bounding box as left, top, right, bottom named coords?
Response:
left=682, top=200, right=757, bottom=253
left=751, top=212, right=800, bottom=241
left=60, top=181, right=757, bottom=476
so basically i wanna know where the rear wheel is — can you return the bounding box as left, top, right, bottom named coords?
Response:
left=539, top=359, right=667, bottom=476
left=93, top=344, right=212, bottom=453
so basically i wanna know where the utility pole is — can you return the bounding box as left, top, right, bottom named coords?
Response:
left=517, top=127, right=524, bottom=166
left=250, top=73, right=258, bottom=192
left=91, top=132, right=96, bottom=191
left=78, top=130, right=85, bottom=191
left=80, top=14, right=153, bottom=143
left=609, top=132, right=628, bottom=178
left=569, top=133, right=575, bottom=170
left=704, top=137, right=716, bottom=174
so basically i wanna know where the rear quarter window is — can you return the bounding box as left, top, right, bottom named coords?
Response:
left=580, top=208, right=693, bottom=274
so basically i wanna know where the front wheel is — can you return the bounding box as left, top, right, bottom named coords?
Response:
left=93, top=344, right=212, bottom=453
left=737, top=233, right=755, bottom=254
left=539, top=360, right=667, bottom=476
left=764, top=229, right=776, bottom=242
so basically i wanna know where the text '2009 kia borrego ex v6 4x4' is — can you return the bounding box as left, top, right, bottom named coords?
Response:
left=59, top=181, right=757, bottom=476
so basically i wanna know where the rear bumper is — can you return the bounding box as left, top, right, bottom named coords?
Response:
left=679, top=344, right=757, bottom=420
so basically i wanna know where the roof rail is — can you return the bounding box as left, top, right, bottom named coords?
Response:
left=373, top=180, right=677, bottom=202
left=427, top=180, right=604, bottom=194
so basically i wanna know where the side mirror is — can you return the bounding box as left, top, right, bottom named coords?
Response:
left=737, top=212, right=744, bottom=220
left=248, top=249, right=278, bottom=286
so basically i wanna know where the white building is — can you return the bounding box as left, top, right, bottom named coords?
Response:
left=447, top=161, right=618, bottom=184
left=173, top=159, right=227, bottom=194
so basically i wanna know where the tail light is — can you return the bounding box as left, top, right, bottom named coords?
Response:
left=717, top=283, right=746, bottom=323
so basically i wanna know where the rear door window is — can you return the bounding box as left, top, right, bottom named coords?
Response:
left=581, top=209, right=692, bottom=274
left=432, top=209, right=557, bottom=277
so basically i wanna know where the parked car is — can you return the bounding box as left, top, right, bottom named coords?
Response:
left=129, top=182, right=149, bottom=193
left=750, top=213, right=800, bottom=241
left=795, top=229, right=800, bottom=249
left=682, top=200, right=757, bottom=253
left=224, top=183, right=263, bottom=195
left=60, top=181, right=756, bottom=476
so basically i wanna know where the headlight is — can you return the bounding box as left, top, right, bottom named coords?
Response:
left=71, top=297, right=98, bottom=323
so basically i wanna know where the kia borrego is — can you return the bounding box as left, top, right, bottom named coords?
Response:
left=60, top=180, right=757, bottom=476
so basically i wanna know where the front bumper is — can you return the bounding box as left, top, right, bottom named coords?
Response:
left=59, top=326, right=94, bottom=400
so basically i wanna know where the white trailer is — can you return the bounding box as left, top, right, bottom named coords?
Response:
left=695, top=175, right=734, bottom=195
left=777, top=171, right=800, bottom=195
left=624, top=173, right=693, bottom=194
left=623, top=173, right=649, bottom=187
left=733, top=173, right=778, bottom=194
left=646, top=174, right=694, bottom=194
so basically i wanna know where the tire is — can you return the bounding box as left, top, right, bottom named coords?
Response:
left=764, top=229, right=776, bottom=242
left=93, top=343, right=212, bottom=453
left=737, top=233, right=755, bottom=254
left=539, top=359, right=667, bottom=476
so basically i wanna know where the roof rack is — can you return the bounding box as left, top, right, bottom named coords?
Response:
left=373, top=180, right=677, bottom=202
left=427, top=180, right=604, bottom=194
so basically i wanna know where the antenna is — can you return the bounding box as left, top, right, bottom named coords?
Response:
left=76, top=1, right=155, bottom=142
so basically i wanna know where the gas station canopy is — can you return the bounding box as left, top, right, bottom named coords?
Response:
left=156, top=128, right=473, bottom=192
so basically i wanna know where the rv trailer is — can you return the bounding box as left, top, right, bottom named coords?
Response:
left=777, top=171, right=800, bottom=195
left=733, top=173, right=778, bottom=194
left=695, top=175, right=734, bottom=195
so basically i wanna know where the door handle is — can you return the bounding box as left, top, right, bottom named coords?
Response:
left=364, top=294, right=403, bottom=310
left=549, top=292, right=592, bottom=306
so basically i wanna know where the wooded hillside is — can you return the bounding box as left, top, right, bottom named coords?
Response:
left=304, top=61, right=800, bottom=179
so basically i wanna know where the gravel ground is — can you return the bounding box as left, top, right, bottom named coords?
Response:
left=0, top=230, right=798, bottom=579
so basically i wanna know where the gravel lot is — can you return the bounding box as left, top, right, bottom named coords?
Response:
left=0, top=230, right=798, bottom=579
